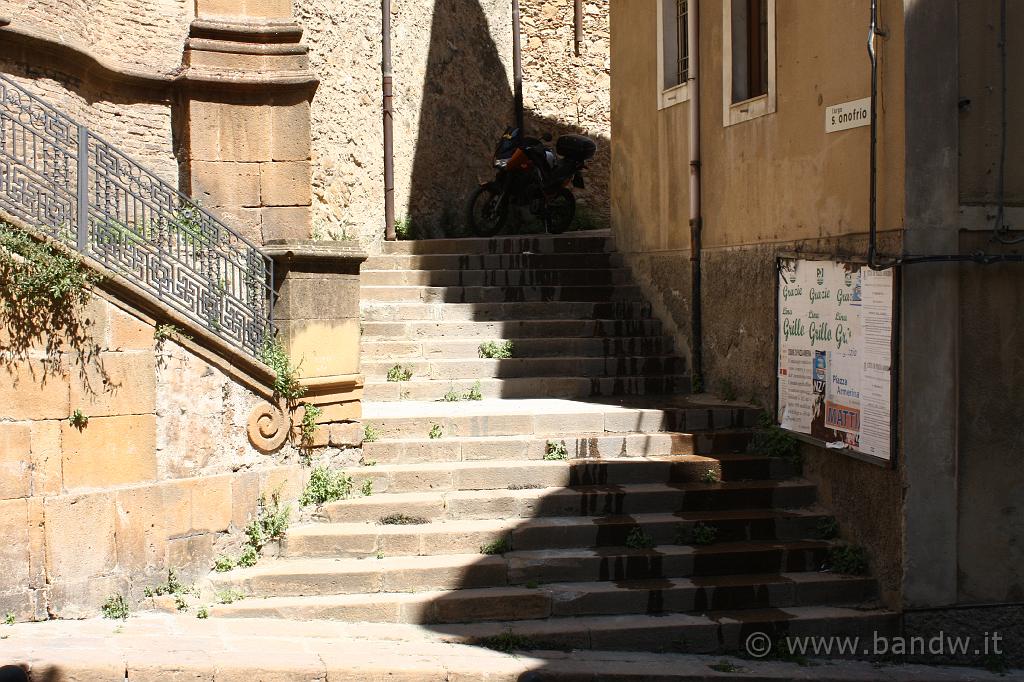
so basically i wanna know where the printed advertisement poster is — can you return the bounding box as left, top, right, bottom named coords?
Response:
left=776, top=259, right=893, bottom=461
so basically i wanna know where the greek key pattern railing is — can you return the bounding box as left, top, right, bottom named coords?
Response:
left=0, top=73, right=275, bottom=360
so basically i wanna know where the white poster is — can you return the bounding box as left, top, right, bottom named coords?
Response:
left=776, top=259, right=893, bottom=461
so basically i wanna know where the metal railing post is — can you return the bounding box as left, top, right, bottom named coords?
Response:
left=76, top=125, right=89, bottom=253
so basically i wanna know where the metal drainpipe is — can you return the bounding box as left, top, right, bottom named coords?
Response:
left=512, top=0, right=525, bottom=131
left=574, top=0, right=584, bottom=56
left=382, top=0, right=396, bottom=241
left=687, top=0, right=704, bottom=392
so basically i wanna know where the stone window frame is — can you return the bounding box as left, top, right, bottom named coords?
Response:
left=721, top=0, right=777, bottom=127
left=657, top=0, right=690, bottom=110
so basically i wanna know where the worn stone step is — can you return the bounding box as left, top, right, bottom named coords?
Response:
left=363, top=252, right=623, bottom=271
left=378, top=231, right=614, bottom=255
left=317, top=480, right=817, bottom=524
left=361, top=267, right=632, bottom=287
left=209, top=540, right=833, bottom=598
left=366, top=374, right=691, bottom=400
left=360, top=400, right=759, bottom=438
left=360, top=300, right=653, bottom=322
left=360, top=284, right=645, bottom=304
left=283, top=509, right=831, bottom=559
left=309, top=457, right=794, bottom=499
left=361, top=335, right=676, bottom=361
left=210, top=572, right=877, bottom=624
left=361, top=318, right=665, bottom=339
left=362, top=432, right=756, bottom=465
left=362, top=356, right=685, bottom=382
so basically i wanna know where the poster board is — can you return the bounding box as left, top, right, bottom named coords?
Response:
left=776, top=258, right=895, bottom=462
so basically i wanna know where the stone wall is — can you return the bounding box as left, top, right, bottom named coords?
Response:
left=0, top=276, right=316, bottom=620
left=297, top=0, right=610, bottom=248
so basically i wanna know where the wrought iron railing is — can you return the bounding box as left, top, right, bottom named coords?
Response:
left=0, top=73, right=275, bottom=360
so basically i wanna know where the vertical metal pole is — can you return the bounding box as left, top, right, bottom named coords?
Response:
left=574, top=0, right=584, bottom=57
left=512, top=0, right=525, bottom=132
left=382, top=0, right=396, bottom=241
left=687, top=0, right=703, bottom=392
left=76, top=125, right=89, bottom=253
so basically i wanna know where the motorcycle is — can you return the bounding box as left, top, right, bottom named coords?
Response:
left=467, top=127, right=597, bottom=237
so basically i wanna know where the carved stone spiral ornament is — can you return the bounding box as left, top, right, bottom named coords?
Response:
left=247, top=398, right=289, bottom=453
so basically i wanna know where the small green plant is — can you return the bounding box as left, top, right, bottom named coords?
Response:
left=379, top=513, right=429, bottom=525
left=386, top=364, right=413, bottom=382
left=625, top=527, right=656, bottom=550
left=700, top=468, right=721, bottom=484
left=154, top=323, right=191, bottom=343
left=101, top=595, right=130, bottom=621
left=237, top=544, right=258, bottom=568
left=478, top=340, right=514, bottom=359
left=428, top=423, right=443, bottom=439
left=244, top=489, right=291, bottom=551
left=524, top=580, right=539, bottom=589
left=213, top=555, right=235, bottom=573
left=363, top=423, right=381, bottom=442
left=376, top=551, right=385, bottom=559
left=394, top=216, right=414, bottom=240
left=442, top=385, right=462, bottom=402
left=0, top=224, right=102, bottom=309
left=828, top=545, right=869, bottom=576
left=361, top=479, right=374, bottom=497
left=70, top=409, right=89, bottom=430
left=260, top=337, right=306, bottom=402
left=720, top=379, right=738, bottom=402
left=196, top=607, right=209, bottom=619
left=464, top=380, right=483, bottom=401
left=301, top=467, right=353, bottom=506
left=480, top=538, right=510, bottom=555
left=689, top=522, right=718, bottom=546
left=750, top=414, right=801, bottom=463
left=816, top=516, right=840, bottom=540
left=709, top=661, right=741, bottom=673
left=3, top=612, right=14, bottom=626
left=144, top=568, right=193, bottom=599
left=362, top=459, right=377, bottom=467
left=543, top=440, right=568, bottom=461
left=299, top=403, right=322, bottom=447
left=216, top=589, right=245, bottom=605
left=478, top=630, right=535, bottom=653
left=173, top=594, right=189, bottom=612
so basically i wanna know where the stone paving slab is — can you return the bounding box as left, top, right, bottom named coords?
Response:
left=0, top=614, right=1019, bottom=681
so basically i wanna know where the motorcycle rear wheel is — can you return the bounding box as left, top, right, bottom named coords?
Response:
left=467, top=184, right=508, bottom=237
left=545, top=189, right=576, bottom=234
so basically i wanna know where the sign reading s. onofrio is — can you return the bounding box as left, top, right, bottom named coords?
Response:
left=776, top=258, right=894, bottom=461
left=825, top=97, right=871, bottom=133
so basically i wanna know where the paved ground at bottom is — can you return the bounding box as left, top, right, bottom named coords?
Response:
left=0, top=613, right=1019, bottom=681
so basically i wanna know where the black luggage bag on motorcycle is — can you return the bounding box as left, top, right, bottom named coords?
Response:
left=555, top=134, right=597, bottom=161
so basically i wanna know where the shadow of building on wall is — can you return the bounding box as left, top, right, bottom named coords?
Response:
left=406, top=0, right=610, bottom=239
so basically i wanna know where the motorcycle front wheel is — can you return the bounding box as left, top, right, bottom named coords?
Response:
left=545, top=188, right=576, bottom=234
left=467, top=183, right=508, bottom=237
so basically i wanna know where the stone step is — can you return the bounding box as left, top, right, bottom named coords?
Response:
left=361, top=335, right=676, bottom=361
left=210, top=572, right=877, bottom=624
left=363, top=252, right=623, bottom=271
left=362, top=432, right=757, bottom=465
left=317, top=480, right=817, bottom=524
left=362, top=356, right=685, bottom=382
left=360, top=400, right=760, bottom=439
left=379, top=231, right=614, bottom=255
left=365, top=374, right=691, bottom=400
left=309, top=457, right=795, bottom=499
left=209, top=540, right=833, bottom=598
left=360, top=284, right=645, bottom=304
left=361, top=318, right=665, bottom=340
left=283, top=509, right=830, bottom=558
left=360, top=300, right=652, bottom=323
left=361, top=267, right=633, bottom=287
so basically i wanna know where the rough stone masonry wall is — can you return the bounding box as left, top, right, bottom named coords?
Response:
left=0, top=284, right=315, bottom=620
left=296, top=0, right=610, bottom=249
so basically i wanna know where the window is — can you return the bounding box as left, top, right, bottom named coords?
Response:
left=657, top=0, right=690, bottom=109
left=722, top=0, right=776, bottom=125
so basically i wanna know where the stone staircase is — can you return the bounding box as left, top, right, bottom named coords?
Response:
left=207, top=231, right=897, bottom=657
